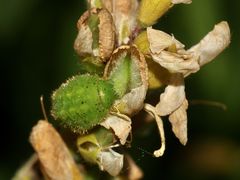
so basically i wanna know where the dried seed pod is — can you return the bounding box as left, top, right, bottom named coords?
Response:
left=77, top=127, right=123, bottom=176
left=74, top=8, right=115, bottom=61
left=104, top=45, right=148, bottom=116
left=51, top=74, right=117, bottom=132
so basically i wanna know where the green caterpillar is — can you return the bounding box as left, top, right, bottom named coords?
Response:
left=51, top=46, right=143, bottom=132
left=51, top=75, right=117, bottom=131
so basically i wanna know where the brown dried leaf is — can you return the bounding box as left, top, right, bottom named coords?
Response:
left=101, top=114, right=131, bottom=145
left=169, top=99, right=188, bottom=145
left=156, top=73, right=185, bottom=116
left=188, top=21, right=231, bottom=67
left=29, top=120, right=83, bottom=180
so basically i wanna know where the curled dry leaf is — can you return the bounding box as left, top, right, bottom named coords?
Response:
left=101, top=114, right=131, bottom=145
left=169, top=98, right=188, bottom=145
left=74, top=8, right=115, bottom=61
left=156, top=73, right=185, bottom=116
left=29, top=120, right=83, bottom=180
left=188, top=21, right=231, bottom=67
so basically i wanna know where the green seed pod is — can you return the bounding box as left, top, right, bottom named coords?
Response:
left=51, top=74, right=118, bottom=132
left=104, top=45, right=148, bottom=116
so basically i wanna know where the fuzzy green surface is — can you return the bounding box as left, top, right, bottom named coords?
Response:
left=109, top=52, right=142, bottom=97
left=110, top=54, right=131, bottom=97
left=51, top=75, right=117, bottom=131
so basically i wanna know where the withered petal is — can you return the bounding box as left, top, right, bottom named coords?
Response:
left=156, top=73, right=185, bottom=116
left=169, top=99, right=188, bottom=145
left=101, top=114, right=131, bottom=145
left=188, top=21, right=231, bottom=67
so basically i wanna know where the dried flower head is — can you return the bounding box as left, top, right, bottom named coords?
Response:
left=74, top=8, right=115, bottom=61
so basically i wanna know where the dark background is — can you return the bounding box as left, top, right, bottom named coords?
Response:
left=1, top=0, right=240, bottom=179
